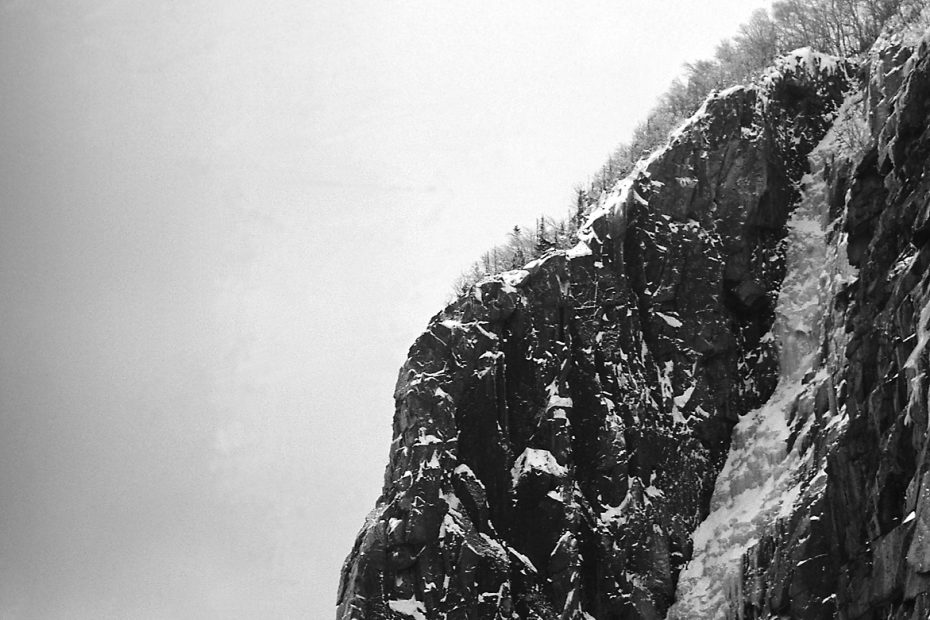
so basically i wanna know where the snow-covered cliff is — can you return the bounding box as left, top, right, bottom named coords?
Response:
left=338, top=26, right=930, bottom=620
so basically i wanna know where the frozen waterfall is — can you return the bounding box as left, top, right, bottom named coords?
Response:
left=667, top=130, right=858, bottom=619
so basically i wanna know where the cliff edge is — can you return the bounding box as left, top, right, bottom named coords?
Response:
left=338, top=27, right=930, bottom=620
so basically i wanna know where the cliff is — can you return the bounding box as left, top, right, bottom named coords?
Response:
left=338, top=27, right=930, bottom=620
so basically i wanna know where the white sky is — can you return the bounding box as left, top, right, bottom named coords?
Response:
left=0, top=1, right=769, bottom=617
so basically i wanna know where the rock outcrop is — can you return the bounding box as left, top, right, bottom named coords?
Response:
left=338, top=48, right=856, bottom=619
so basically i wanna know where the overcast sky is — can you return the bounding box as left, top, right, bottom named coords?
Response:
left=1, top=1, right=770, bottom=618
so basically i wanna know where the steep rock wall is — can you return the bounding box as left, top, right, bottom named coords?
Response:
left=337, top=52, right=851, bottom=620
left=720, top=29, right=930, bottom=620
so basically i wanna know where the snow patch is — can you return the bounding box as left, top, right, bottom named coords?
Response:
left=655, top=311, right=683, bottom=328
left=414, top=430, right=443, bottom=446
left=499, top=269, right=529, bottom=292
left=388, top=597, right=427, bottom=619
left=566, top=241, right=592, bottom=258
left=511, top=448, right=566, bottom=486
left=548, top=395, right=574, bottom=410
left=509, top=546, right=538, bottom=573
left=674, top=385, right=695, bottom=409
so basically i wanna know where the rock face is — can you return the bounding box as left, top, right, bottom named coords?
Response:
left=338, top=30, right=930, bottom=620
left=713, top=30, right=930, bottom=620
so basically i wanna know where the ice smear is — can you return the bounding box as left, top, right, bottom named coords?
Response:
left=669, top=116, right=857, bottom=617
left=904, top=277, right=930, bottom=424
left=667, top=381, right=806, bottom=619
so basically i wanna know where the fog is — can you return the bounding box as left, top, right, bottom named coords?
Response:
left=0, top=1, right=768, bottom=617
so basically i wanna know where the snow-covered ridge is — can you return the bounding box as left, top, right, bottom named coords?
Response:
left=763, top=47, right=844, bottom=82
left=577, top=48, right=847, bottom=258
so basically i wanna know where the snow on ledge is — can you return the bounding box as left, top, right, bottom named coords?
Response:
left=511, top=448, right=566, bottom=486
left=655, top=311, right=683, bottom=328
left=388, top=597, right=427, bottom=619
left=566, top=241, right=592, bottom=258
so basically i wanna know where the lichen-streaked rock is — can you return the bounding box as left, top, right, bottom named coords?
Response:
left=337, top=50, right=853, bottom=619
